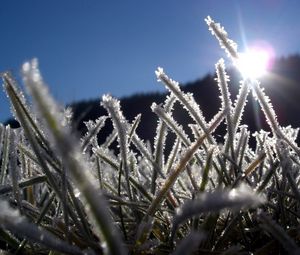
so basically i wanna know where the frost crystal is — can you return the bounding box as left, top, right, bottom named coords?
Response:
left=215, top=59, right=232, bottom=111
left=155, top=67, right=164, bottom=81
left=251, top=80, right=280, bottom=135
left=155, top=67, right=213, bottom=144
left=101, top=94, right=133, bottom=200
left=205, top=16, right=238, bottom=60
left=21, top=59, right=67, bottom=139
left=151, top=102, right=191, bottom=147
left=0, top=14, right=299, bottom=255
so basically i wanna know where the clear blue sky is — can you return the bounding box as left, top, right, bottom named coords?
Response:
left=0, top=0, right=300, bottom=122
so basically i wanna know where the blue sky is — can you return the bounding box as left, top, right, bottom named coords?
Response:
left=1, top=0, right=300, bottom=121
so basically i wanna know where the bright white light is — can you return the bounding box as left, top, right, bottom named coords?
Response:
left=235, top=48, right=270, bottom=79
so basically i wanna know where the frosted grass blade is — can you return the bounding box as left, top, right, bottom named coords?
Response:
left=132, top=134, right=165, bottom=179
left=0, top=175, right=46, bottom=195
left=8, top=129, right=23, bottom=212
left=135, top=112, right=225, bottom=248
left=232, top=80, right=250, bottom=132
left=5, top=85, right=93, bottom=247
left=82, top=116, right=107, bottom=152
left=101, top=95, right=132, bottom=201
left=2, top=73, right=55, bottom=159
left=0, top=200, right=83, bottom=255
left=152, top=95, right=176, bottom=193
left=128, top=113, right=141, bottom=144
left=16, top=191, right=56, bottom=254
left=259, top=212, right=300, bottom=255
left=146, top=109, right=225, bottom=217
left=22, top=59, right=127, bottom=255
left=154, top=95, right=176, bottom=171
left=165, top=138, right=181, bottom=174
left=0, top=126, right=10, bottom=185
left=205, top=16, right=238, bottom=60
left=3, top=73, right=63, bottom=198
left=216, top=59, right=234, bottom=154
left=155, top=67, right=215, bottom=144
left=250, top=79, right=281, bottom=137
left=151, top=102, right=191, bottom=147
left=170, top=231, right=204, bottom=255
left=0, top=124, right=4, bottom=158
left=199, top=148, right=214, bottom=192
left=172, top=184, right=265, bottom=239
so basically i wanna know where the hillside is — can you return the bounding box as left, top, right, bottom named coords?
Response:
left=6, top=54, right=300, bottom=147
left=67, top=55, right=300, bottom=147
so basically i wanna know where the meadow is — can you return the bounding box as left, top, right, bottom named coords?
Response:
left=0, top=16, right=299, bottom=254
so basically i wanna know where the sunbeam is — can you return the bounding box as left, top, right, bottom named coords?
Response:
left=235, top=48, right=271, bottom=79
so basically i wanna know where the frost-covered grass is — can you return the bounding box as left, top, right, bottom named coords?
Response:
left=0, top=16, right=299, bottom=254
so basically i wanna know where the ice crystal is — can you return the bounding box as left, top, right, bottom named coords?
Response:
left=155, top=67, right=213, bottom=144
left=280, top=125, right=299, bottom=142
left=232, top=80, right=250, bottom=130
left=2, top=72, right=35, bottom=123
left=151, top=102, right=191, bottom=147
left=22, top=59, right=63, bottom=125
left=82, top=116, right=107, bottom=152
left=61, top=107, right=73, bottom=127
left=101, top=94, right=132, bottom=200
left=251, top=80, right=280, bottom=135
left=215, top=59, right=232, bottom=110
left=205, top=16, right=238, bottom=60
left=153, top=94, right=176, bottom=171
left=171, top=183, right=265, bottom=240
left=0, top=14, right=299, bottom=255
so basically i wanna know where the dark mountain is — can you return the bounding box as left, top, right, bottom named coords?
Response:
left=6, top=54, right=300, bottom=147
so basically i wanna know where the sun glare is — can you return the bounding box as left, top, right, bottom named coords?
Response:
left=235, top=48, right=271, bottom=79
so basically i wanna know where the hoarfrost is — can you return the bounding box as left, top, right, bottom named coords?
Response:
left=205, top=16, right=238, bottom=60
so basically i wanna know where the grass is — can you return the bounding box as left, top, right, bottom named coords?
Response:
left=0, top=16, right=299, bottom=254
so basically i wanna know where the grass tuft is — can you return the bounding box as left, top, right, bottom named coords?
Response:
left=0, top=16, right=299, bottom=254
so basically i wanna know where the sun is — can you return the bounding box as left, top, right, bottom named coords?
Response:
left=235, top=48, right=271, bottom=79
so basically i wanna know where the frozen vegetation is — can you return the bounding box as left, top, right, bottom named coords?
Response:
left=0, top=16, right=299, bottom=254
